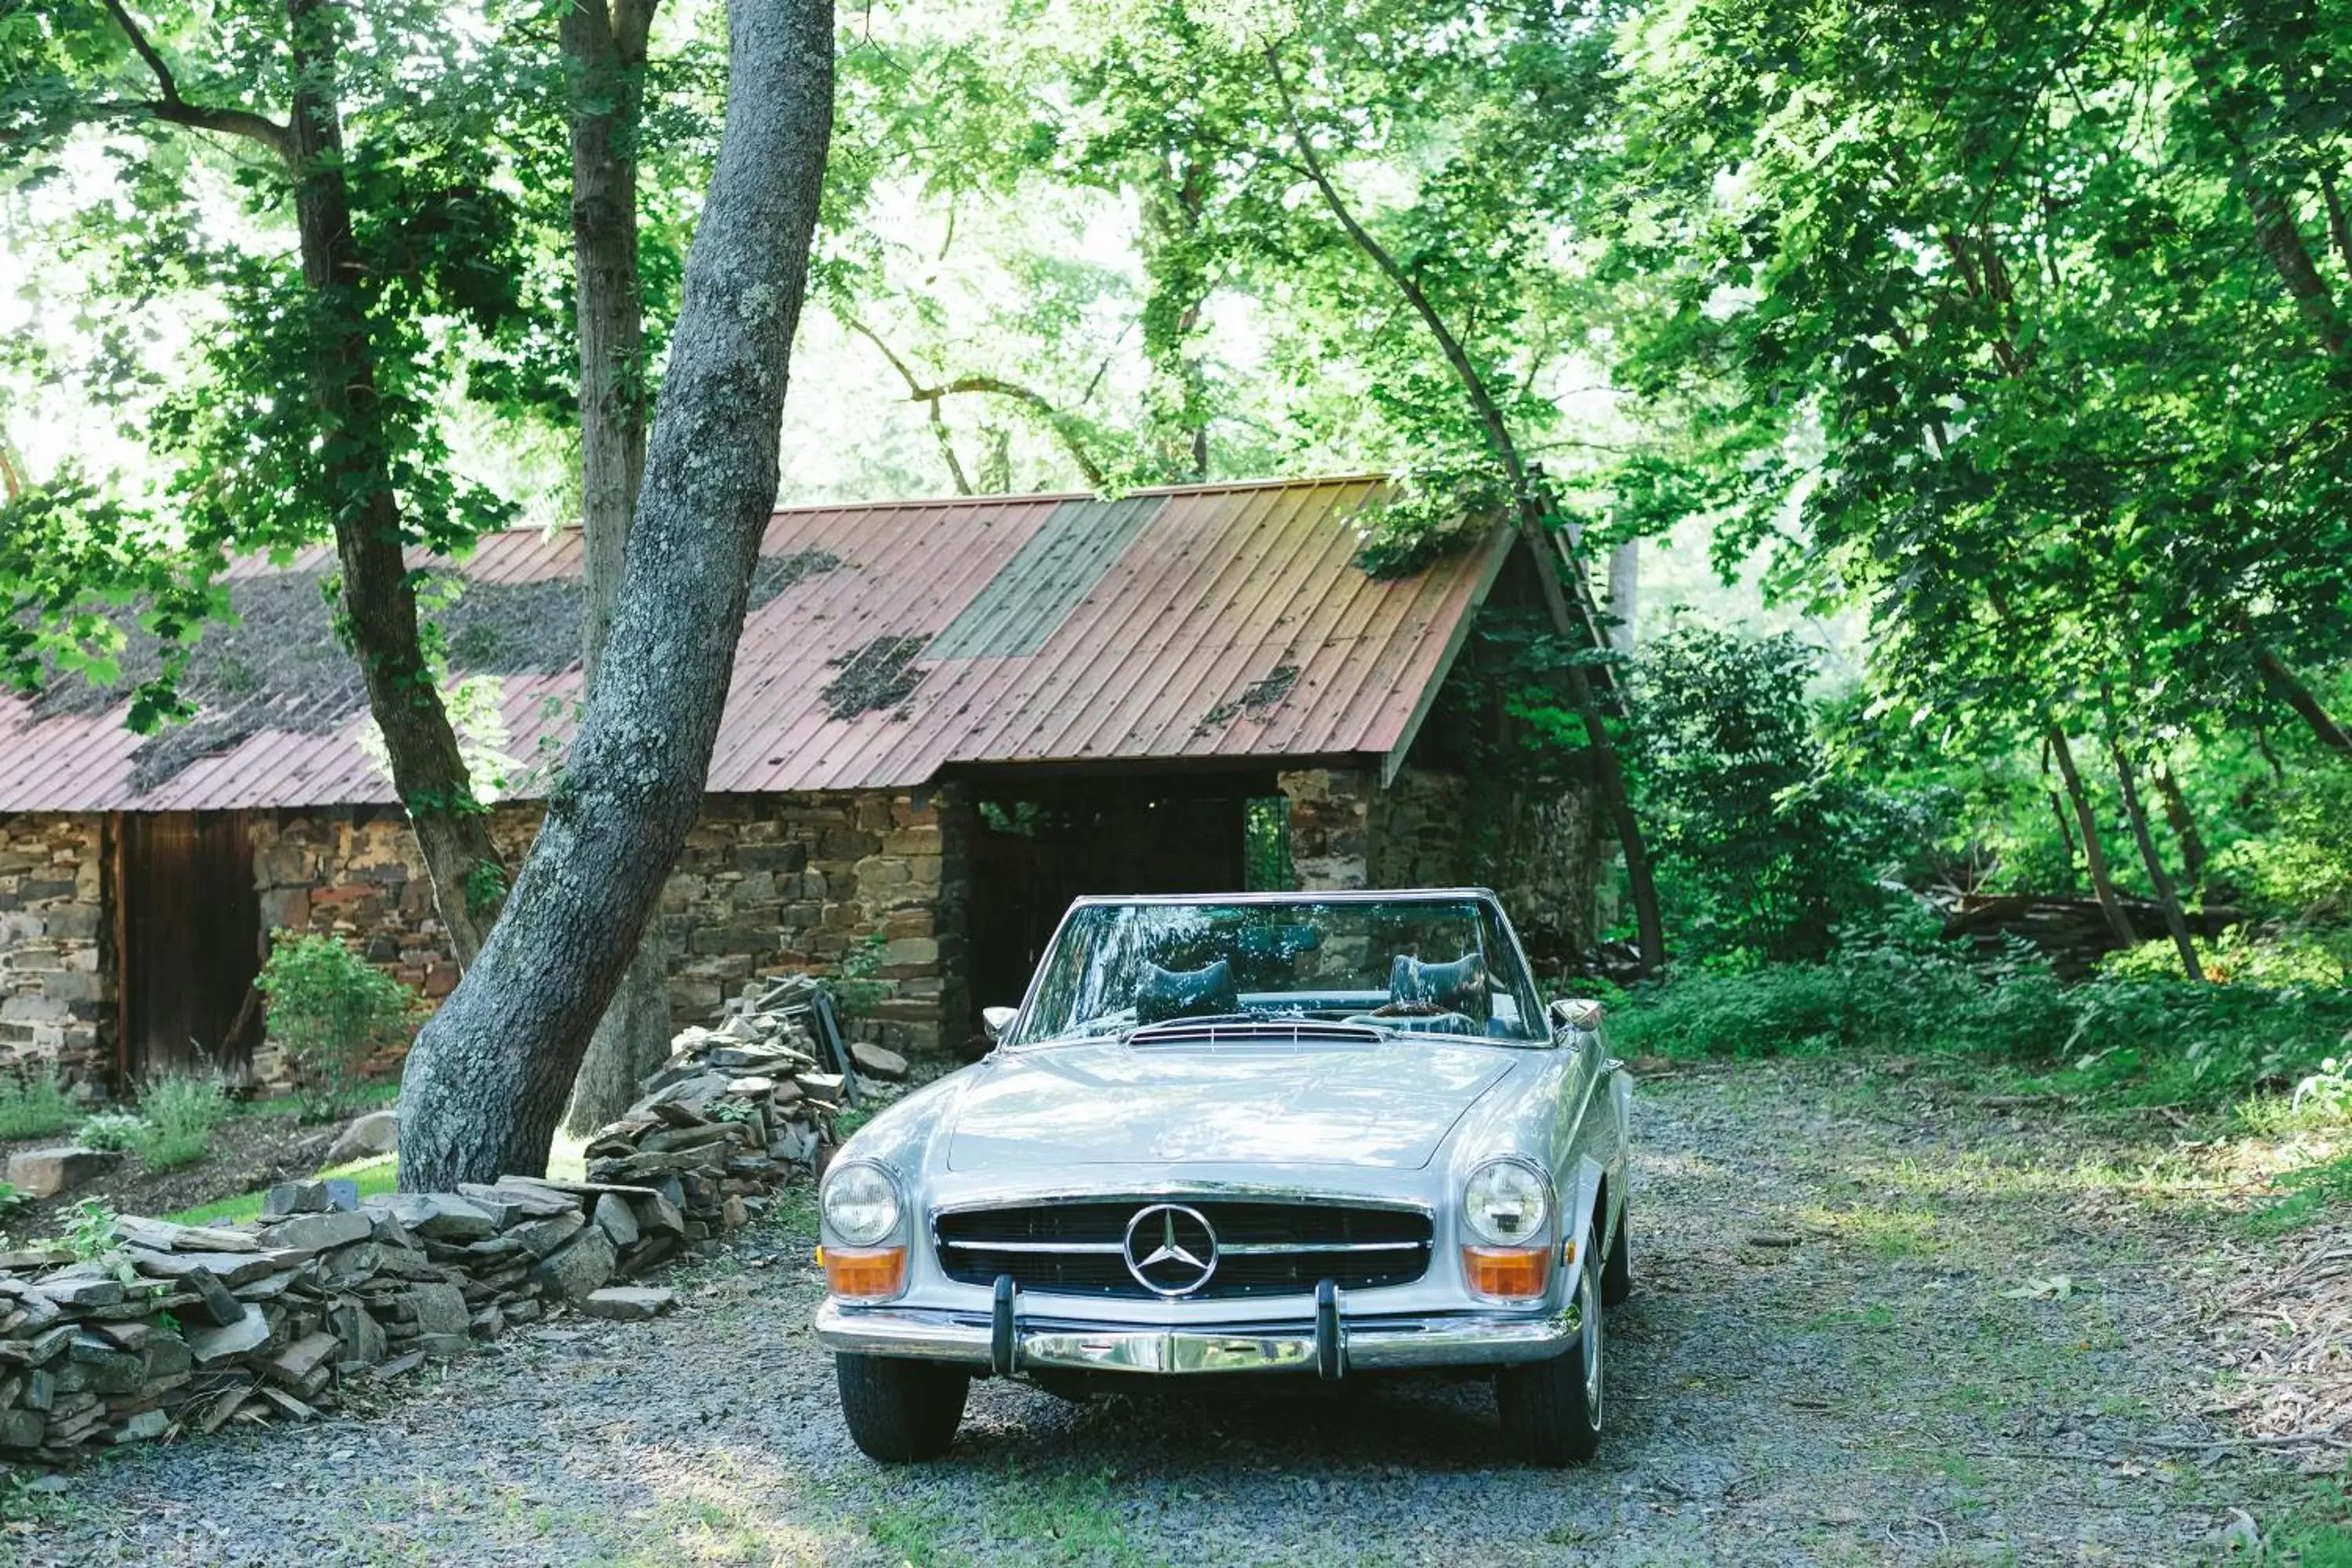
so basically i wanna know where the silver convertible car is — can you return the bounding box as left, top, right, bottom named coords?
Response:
left=813, top=889, right=1633, bottom=1465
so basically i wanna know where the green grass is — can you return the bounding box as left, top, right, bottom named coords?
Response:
left=0, top=1072, right=78, bottom=1140
left=246, top=1077, right=402, bottom=1123
left=164, top=1153, right=398, bottom=1226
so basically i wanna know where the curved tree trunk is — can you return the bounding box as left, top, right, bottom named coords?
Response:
left=398, top=0, right=835, bottom=1191
left=285, top=0, right=503, bottom=966
left=2103, top=725, right=2204, bottom=983
left=559, top=0, right=677, bottom=1136
left=2047, top=727, right=2137, bottom=949
left=1267, top=46, right=1666, bottom=975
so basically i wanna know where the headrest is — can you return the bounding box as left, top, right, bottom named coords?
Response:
left=1388, top=952, right=1486, bottom=1013
left=1135, top=958, right=1238, bottom=1024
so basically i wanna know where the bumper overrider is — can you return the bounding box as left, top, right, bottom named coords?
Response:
left=816, top=1288, right=1581, bottom=1377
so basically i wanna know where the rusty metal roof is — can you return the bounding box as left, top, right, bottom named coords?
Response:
left=0, top=477, right=1512, bottom=812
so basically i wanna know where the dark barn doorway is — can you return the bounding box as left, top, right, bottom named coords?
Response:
left=120, top=811, right=263, bottom=1080
left=965, top=773, right=1274, bottom=1021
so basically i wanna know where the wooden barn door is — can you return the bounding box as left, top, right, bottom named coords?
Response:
left=122, top=812, right=263, bottom=1080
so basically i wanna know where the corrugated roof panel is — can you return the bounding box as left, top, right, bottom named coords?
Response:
left=0, top=477, right=1506, bottom=811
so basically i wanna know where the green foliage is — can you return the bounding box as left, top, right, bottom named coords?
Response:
left=1635, top=624, right=1915, bottom=961
left=829, top=931, right=892, bottom=1019
left=1615, top=933, right=2352, bottom=1109
left=256, top=932, right=419, bottom=1118
left=74, top=1112, right=151, bottom=1153
left=0, top=1182, right=24, bottom=1220
left=132, top=1072, right=234, bottom=1171
left=63, top=1200, right=118, bottom=1265
left=0, top=1072, right=78, bottom=1141
left=1350, top=459, right=1510, bottom=579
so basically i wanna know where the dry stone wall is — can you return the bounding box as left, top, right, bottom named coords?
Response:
left=0, top=982, right=878, bottom=1466
left=0, top=816, right=109, bottom=1087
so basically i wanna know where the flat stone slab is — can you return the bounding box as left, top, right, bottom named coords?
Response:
left=576, top=1287, right=676, bottom=1322
left=6, top=1147, right=117, bottom=1200
left=259, top=1210, right=372, bottom=1252
left=184, top=1305, right=270, bottom=1364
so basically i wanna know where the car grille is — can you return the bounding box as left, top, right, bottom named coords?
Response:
left=933, top=1200, right=1434, bottom=1299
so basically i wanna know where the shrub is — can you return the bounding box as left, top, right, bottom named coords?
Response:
left=1632, top=624, right=1916, bottom=962
left=0, top=1071, right=78, bottom=1140
left=133, top=1072, right=235, bottom=1171
left=256, top=931, right=419, bottom=1117
left=75, top=1112, right=151, bottom=1152
left=1613, top=938, right=2352, bottom=1109
left=0, top=1182, right=24, bottom=1219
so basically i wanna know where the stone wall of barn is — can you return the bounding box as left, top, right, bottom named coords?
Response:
left=658, top=788, right=971, bottom=1057
left=1276, top=764, right=1603, bottom=957
left=0, top=786, right=974, bottom=1092
left=0, top=815, right=110, bottom=1087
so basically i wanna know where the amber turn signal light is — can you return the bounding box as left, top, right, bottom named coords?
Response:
left=824, top=1245, right=907, bottom=1301
left=1463, top=1244, right=1552, bottom=1301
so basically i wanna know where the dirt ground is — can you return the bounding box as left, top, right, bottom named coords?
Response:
left=0, top=1108, right=339, bottom=1244
left=9, top=1058, right=2342, bottom=1566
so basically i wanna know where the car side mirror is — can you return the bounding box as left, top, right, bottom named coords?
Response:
left=1549, top=997, right=1604, bottom=1034
left=981, top=1005, right=1018, bottom=1041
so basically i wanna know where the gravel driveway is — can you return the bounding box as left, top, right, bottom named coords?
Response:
left=10, top=1061, right=2321, bottom=1566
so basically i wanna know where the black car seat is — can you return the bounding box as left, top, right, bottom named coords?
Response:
left=1388, top=952, right=1486, bottom=1015
left=1135, top=958, right=1239, bottom=1024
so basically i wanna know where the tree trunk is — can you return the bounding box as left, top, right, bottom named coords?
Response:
left=2103, top=720, right=2204, bottom=982
left=1605, top=540, right=1639, bottom=654
left=397, top=0, right=836, bottom=1191
left=2047, top=727, right=2137, bottom=949
left=2150, top=756, right=2207, bottom=891
left=1267, top=47, right=1665, bottom=973
left=285, top=0, right=503, bottom=966
left=2259, top=645, right=2352, bottom=758
left=1138, top=154, right=1211, bottom=482
left=559, top=0, right=676, bottom=1136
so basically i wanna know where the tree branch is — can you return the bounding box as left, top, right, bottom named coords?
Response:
left=841, top=314, right=1108, bottom=489
left=98, top=0, right=294, bottom=162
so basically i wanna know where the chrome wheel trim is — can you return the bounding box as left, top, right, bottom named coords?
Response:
left=1579, top=1252, right=1603, bottom=1425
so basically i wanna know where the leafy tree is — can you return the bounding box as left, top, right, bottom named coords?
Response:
left=1635, top=624, right=1907, bottom=961
left=4, top=0, right=540, bottom=960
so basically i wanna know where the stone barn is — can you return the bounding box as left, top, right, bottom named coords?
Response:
left=0, top=476, right=1603, bottom=1092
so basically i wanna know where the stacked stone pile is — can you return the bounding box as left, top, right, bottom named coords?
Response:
left=0, top=975, right=903, bottom=1468
left=577, top=974, right=906, bottom=1235
left=0, top=1177, right=691, bottom=1465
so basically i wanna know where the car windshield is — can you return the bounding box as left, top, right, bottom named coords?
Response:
left=1003, top=896, right=1548, bottom=1047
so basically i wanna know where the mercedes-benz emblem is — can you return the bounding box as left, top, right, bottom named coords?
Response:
left=1123, top=1203, right=1219, bottom=1297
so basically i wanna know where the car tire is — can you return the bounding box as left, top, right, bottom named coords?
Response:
left=836, top=1352, right=971, bottom=1463
left=1600, top=1194, right=1632, bottom=1307
left=1495, top=1230, right=1604, bottom=1467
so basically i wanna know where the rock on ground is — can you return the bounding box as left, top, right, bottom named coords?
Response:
left=6, top=1147, right=116, bottom=1200
left=324, top=1109, right=399, bottom=1167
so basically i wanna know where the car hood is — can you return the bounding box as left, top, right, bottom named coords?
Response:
left=944, top=1040, right=1518, bottom=1172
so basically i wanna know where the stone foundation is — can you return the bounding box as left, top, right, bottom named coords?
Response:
left=0, top=815, right=110, bottom=1085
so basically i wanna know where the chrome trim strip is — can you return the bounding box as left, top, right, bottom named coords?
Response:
left=815, top=1301, right=1574, bottom=1373
left=939, top=1239, right=1127, bottom=1254
left=932, top=1189, right=1436, bottom=1216
left=1218, top=1240, right=1425, bottom=1256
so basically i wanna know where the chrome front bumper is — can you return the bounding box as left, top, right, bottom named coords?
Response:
left=815, top=1297, right=1577, bottom=1377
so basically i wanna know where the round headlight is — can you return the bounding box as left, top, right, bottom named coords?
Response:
left=822, top=1162, right=902, bottom=1246
left=1463, top=1160, right=1549, bottom=1246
